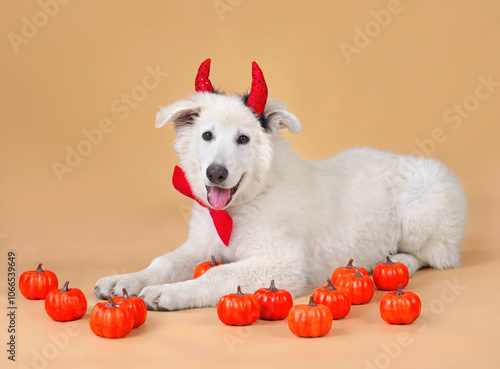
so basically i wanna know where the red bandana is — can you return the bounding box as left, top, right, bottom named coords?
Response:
left=172, top=166, right=233, bottom=246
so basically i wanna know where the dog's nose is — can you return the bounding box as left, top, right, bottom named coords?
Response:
left=206, top=164, right=228, bottom=185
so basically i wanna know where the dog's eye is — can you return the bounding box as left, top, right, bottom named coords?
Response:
left=202, top=131, right=213, bottom=141
left=237, top=135, right=249, bottom=145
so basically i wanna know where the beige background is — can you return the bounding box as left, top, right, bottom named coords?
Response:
left=1, top=0, right=499, bottom=368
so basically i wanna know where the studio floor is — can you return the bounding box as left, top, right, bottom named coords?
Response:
left=2, top=199, right=499, bottom=369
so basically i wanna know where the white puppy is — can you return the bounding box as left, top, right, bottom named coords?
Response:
left=94, top=60, right=467, bottom=310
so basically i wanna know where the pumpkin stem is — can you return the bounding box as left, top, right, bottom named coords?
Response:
left=345, top=259, right=355, bottom=269
left=236, top=286, right=244, bottom=296
left=209, top=255, right=218, bottom=267
left=386, top=256, right=394, bottom=266
left=35, top=263, right=44, bottom=273
left=308, top=296, right=318, bottom=307
left=267, top=280, right=279, bottom=293
left=325, top=279, right=337, bottom=291
left=105, top=295, right=119, bottom=308
left=122, top=288, right=130, bottom=299
left=395, top=284, right=404, bottom=296
left=353, top=267, right=364, bottom=278
left=60, top=281, right=70, bottom=292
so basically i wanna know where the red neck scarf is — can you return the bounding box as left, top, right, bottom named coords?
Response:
left=172, top=166, right=233, bottom=246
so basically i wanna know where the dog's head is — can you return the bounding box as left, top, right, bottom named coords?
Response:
left=155, top=59, right=302, bottom=210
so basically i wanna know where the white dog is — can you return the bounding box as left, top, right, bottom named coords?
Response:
left=94, top=59, right=467, bottom=311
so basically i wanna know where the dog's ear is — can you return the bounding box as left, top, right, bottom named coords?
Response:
left=156, top=99, right=201, bottom=130
left=263, top=98, right=303, bottom=134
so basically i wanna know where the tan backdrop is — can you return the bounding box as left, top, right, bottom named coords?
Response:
left=1, top=1, right=499, bottom=368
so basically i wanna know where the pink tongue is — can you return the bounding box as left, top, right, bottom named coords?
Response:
left=209, top=187, right=231, bottom=210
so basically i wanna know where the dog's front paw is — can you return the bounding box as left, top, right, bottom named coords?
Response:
left=94, top=272, right=148, bottom=300
left=139, top=284, right=192, bottom=311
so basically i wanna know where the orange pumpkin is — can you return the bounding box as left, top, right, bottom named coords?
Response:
left=331, top=259, right=369, bottom=284
left=373, top=256, right=410, bottom=291
left=113, top=288, right=147, bottom=328
left=45, top=281, right=87, bottom=321
left=380, top=284, right=421, bottom=324
left=312, top=279, right=351, bottom=319
left=89, top=296, right=134, bottom=338
left=336, top=267, right=375, bottom=304
left=288, top=296, right=332, bottom=337
left=217, top=286, right=260, bottom=326
left=19, top=263, right=58, bottom=300
left=253, top=280, right=293, bottom=320
left=194, top=255, right=223, bottom=279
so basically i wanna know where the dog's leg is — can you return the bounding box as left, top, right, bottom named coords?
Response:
left=395, top=156, right=467, bottom=275
left=138, top=256, right=306, bottom=311
left=387, top=253, right=427, bottom=276
left=94, top=241, right=203, bottom=299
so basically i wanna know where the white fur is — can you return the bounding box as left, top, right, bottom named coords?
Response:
left=94, top=92, right=467, bottom=310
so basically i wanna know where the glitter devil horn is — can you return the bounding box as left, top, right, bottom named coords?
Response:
left=247, top=61, right=268, bottom=116
left=195, top=58, right=214, bottom=93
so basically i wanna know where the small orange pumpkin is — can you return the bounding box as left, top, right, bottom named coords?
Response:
left=288, top=296, right=333, bottom=338
left=113, top=288, right=147, bottom=328
left=373, top=256, right=410, bottom=291
left=45, top=281, right=87, bottom=321
left=89, top=296, right=134, bottom=338
left=312, top=279, right=351, bottom=319
left=380, top=284, right=421, bottom=324
left=19, top=263, right=58, bottom=300
left=194, top=255, right=223, bottom=279
left=253, top=280, right=293, bottom=320
left=336, top=267, right=375, bottom=304
left=331, top=259, right=369, bottom=284
left=217, top=286, right=260, bottom=326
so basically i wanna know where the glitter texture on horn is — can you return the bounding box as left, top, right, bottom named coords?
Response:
left=195, top=58, right=214, bottom=93
left=246, top=61, right=268, bottom=116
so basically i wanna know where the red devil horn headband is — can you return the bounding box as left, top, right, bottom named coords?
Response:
left=247, top=61, right=268, bottom=116
left=194, top=59, right=268, bottom=116
left=194, top=58, right=215, bottom=93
